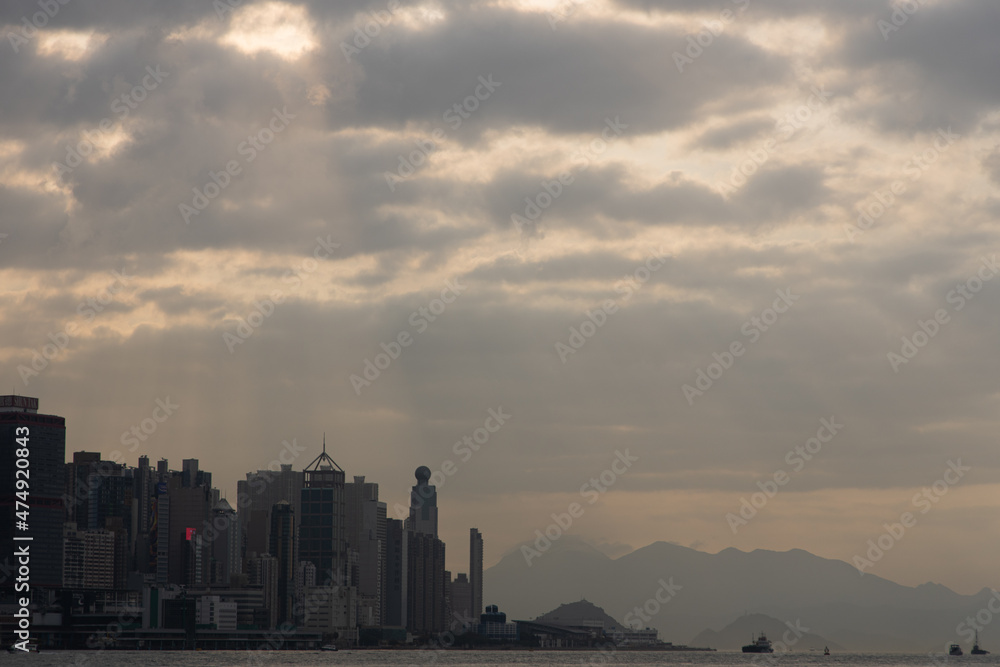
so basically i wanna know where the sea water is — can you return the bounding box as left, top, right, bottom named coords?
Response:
left=1, top=652, right=979, bottom=667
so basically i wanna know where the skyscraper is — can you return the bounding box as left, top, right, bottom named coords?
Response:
left=237, top=463, right=303, bottom=566
left=408, top=466, right=438, bottom=536
left=407, top=530, right=446, bottom=634
left=382, top=518, right=407, bottom=628
left=166, top=459, right=213, bottom=586
left=346, top=476, right=386, bottom=626
left=299, top=436, right=357, bottom=644
left=0, top=395, right=65, bottom=588
left=405, top=466, right=447, bottom=635
left=211, top=498, right=240, bottom=585
left=450, top=572, right=473, bottom=628
left=269, top=500, right=295, bottom=626
left=470, top=527, right=483, bottom=619
left=299, top=436, right=347, bottom=586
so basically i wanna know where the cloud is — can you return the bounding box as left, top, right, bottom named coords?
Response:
left=2, top=0, right=999, bottom=593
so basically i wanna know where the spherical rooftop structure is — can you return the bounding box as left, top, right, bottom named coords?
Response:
left=415, top=465, right=432, bottom=483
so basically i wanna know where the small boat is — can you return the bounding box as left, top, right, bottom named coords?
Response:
left=824, top=646, right=830, bottom=655
left=7, top=642, right=40, bottom=653
left=321, top=644, right=338, bottom=651
left=972, top=631, right=989, bottom=655
left=742, top=633, right=774, bottom=653
left=949, top=643, right=963, bottom=656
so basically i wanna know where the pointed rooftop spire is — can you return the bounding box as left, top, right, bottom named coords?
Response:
left=305, top=432, right=343, bottom=472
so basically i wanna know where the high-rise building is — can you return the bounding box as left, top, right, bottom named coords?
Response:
left=61, top=521, right=116, bottom=589
left=470, top=527, right=483, bottom=619
left=407, top=530, right=446, bottom=634
left=0, top=395, right=66, bottom=589
left=65, top=451, right=100, bottom=528
left=211, top=498, right=240, bottom=585
left=346, top=476, right=386, bottom=627
left=132, top=456, right=158, bottom=576
left=298, top=437, right=357, bottom=643
left=247, top=554, right=279, bottom=629
left=405, top=466, right=447, bottom=635
left=382, top=518, right=407, bottom=628
left=269, top=500, right=295, bottom=626
left=299, top=437, right=348, bottom=586
left=65, top=452, right=135, bottom=587
left=237, top=464, right=303, bottom=565
left=450, top=572, right=473, bottom=629
left=166, top=460, right=213, bottom=586
left=295, top=559, right=317, bottom=622
left=154, top=480, right=170, bottom=585
left=408, top=466, right=438, bottom=536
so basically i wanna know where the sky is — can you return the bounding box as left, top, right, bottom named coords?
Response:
left=2, top=0, right=1000, bottom=594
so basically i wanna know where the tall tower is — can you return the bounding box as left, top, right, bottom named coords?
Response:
left=0, top=395, right=65, bottom=588
left=405, top=466, right=446, bottom=634
left=299, top=435, right=347, bottom=586
left=237, top=463, right=303, bottom=566
left=383, top=518, right=407, bottom=628
left=408, top=466, right=438, bottom=536
left=346, top=476, right=386, bottom=626
left=470, top=528, right=483, bottom=619
left=269, top=500, right=295, bottom=626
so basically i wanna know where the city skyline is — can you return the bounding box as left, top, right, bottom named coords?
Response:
left=3, top=0, right=1000, bottom=602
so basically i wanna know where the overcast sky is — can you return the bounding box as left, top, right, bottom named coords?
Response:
left=3, top=0, right=999, bottom=593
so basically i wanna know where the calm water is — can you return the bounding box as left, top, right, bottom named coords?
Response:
left=3, top=652, right=988, bottom=667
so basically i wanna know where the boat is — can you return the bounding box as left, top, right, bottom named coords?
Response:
left=824, top=646, right=830, bottom=655
left=320, top=644, right=338, bottom=651
left=972, top=631, right=989, bottom=655
left=7, top=642, right=40, bottom=653
left=742, top=633, right=774, bottom=653
left=949, top=643, right=963, bottom=656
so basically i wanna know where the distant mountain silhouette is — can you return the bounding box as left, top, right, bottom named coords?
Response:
left=485, top=537, right=997, bottom=651
left=534, top=599, right=628, bottom=632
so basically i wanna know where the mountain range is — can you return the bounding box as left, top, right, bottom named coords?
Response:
left=483, top=537, right=998, bottom=652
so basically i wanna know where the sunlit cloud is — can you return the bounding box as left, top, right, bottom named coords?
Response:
left=36, top=30, right=102, bottom=61
left=220, top=1, right=316, bottom=60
